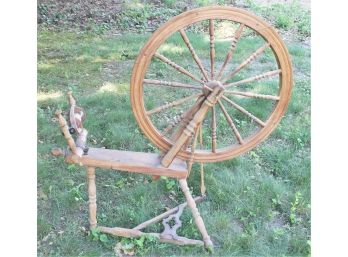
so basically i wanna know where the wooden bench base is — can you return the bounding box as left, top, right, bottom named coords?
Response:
left=85, top=166, right=213, bottom=251
left=53, top=148, right=213, bottom=251
left=65, top=148, right=188, bottom=179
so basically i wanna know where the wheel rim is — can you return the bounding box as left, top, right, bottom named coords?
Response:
left=130, top=6, right=293, bottom=163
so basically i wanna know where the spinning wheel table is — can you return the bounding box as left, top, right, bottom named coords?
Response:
left=52, top=6, right=292, bottom=252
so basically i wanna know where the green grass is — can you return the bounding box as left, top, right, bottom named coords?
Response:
left=38, top=29, right=310, bottom=256
left=249, top=1, right=311, bottom=39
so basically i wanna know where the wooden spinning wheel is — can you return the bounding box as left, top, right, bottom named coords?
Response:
left=131, top=6, right=292, bottom=163
left=52, top=6, right=293, bottom=252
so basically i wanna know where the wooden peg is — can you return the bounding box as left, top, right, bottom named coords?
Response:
left=55, top=110, right=78, bottom=155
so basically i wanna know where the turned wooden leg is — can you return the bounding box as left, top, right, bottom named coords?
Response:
left=179, top=179, right=213, bottom=251
left=86, top=166, right=97, bottom=229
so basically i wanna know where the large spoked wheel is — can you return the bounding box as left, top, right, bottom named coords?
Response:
left=131, top=6, right=293, bottom=163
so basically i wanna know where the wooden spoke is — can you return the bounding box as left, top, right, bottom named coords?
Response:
left=143, top=79, right=201, bottom=90
left=217, top=100, right=244, bottom=144
left=221, top=42, right=270, bottom=83
left=147, top=93, right=202, bottom=115
left=179, top=29, right=210, bottom=82
left=154, top=53, right=204, bottom=84
left=209, top=19, right=215, bottom=80
left=211, top=106, right=217, bottom=152
left=131, top=7, right=294, bottom=163
left=221, top=95, right=266, bottom=127
left=216, top=24, right=245, bottom=80
left=224, top=90, right=280, bottom=101
left=225, top=69, right=281, bottom=88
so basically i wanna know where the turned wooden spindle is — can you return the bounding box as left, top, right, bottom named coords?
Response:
left=179, top=29, right=210, bottom=81
left=154, top=53, right=204, bottom=84
left=221, top=96, right=266, bottom=127
left=87, top=167, right=97, bottom=229
left=218, top=100, right=244, bottom=144
left=179, top=179, right=213, bottom=250
left=224, top=90, right=280, bottom=101
left=146, top=93, right=202, bottom=115
left=225, top=69, right=281, bottom=88
left=216, top=24, right=245, bottom=80
left=143, top=79, right=201, bottom=90
left=222, top=42, right=270, bottom=83
left=209, top=19, right=215, bottom=80
left=55, top=110, right=78, bottom=155
left=162, top=85, right=224, bottom=167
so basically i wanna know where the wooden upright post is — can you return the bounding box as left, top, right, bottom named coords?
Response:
left=161, top=84, right=224, bottom=167
left=179, top=179, right=213, bottom=251
left=86, top=167, right=97, bottom=229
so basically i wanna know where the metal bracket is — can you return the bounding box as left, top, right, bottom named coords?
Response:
left=161, top=204, right=185, bottom=240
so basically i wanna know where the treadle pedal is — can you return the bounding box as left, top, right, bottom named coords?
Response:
left=161, top=204, right=185, bottom=240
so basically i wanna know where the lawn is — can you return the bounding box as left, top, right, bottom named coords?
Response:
left=37, top=28, right=310, bottom=256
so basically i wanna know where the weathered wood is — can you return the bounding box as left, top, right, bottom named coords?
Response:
left=171, top=95, right=205, bottom=142
left=133, top=196, right=205, bottom=230
left=154, top=53, right=203, bottom=84
left=98, top=226, right=204, bottom=246
left=209, top=19, right=215, bottom=79
left=55, top=110, right=78, bottom=155
left=218, top=100, right=244, bottom=144
left=179, top=29, right=209, bottom=81
left=162, top=85, right=224, bottom=167
left=146, top=93, right=202, bottom=115
left=211, top=106, right=217, bottom=153
left=221, top=42, right=270, bottom=83
left=216, top=23, right=245, bottom=80
left=225, top=69, right=281, bottom=88
left=67, top=148, right=188, bottom=179
left=179, top=179, right=213, bottom=250
left=143, top=79, right=201, bottom=90
left=87, top=167, right=97, bottom=229
left=224, top=90, right=280, bottom=101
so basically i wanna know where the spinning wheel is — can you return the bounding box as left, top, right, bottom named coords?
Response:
left=131, top=6, right=292, bottom=163
left=52, top=6, right=292, bottom=252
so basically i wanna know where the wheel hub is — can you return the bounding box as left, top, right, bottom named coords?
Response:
left=203, top=80, right=225, bottom=97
